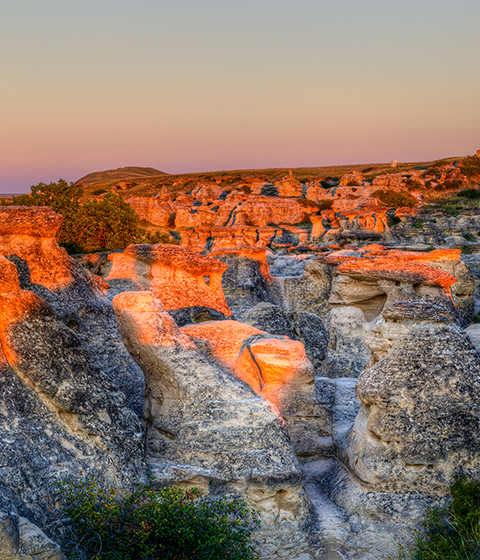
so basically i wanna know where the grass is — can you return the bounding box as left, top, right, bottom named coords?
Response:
left=397, top=478, right=480, bottom=560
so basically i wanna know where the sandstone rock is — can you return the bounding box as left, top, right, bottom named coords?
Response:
left=106, top=243, right=232, bottom=318
left=112, top=291, right=315, bottom=558
left=348, top=302, right=480, bottom=493
left=0, top=263, right=145, bottom=556
left=239, top=303, right=329, bottom=368
left=323, top=307, right=370, bottom=378
left=178, top=319, right=331, bottom=456
left=0, top=207, right=145, bottom=416
left=211, top=247, right=282, bottom=316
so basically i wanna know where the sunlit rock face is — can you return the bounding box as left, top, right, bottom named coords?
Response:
left=112, top=291, right=314, bottom=559
left=320, top=247, right=469, bottom=323
left=106, top=243, right=233, bottom=322
left=0, top=256, right=145, bottom=558
left=348, top=302, right=480, bottom=494
left=0, top=206, right=145, bottom=416
left=179, top=319, right=332, bottom=456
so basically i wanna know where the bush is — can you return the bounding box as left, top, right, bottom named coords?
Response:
left=346, top=179, right=360, bottom=186
left=458, top=188, right=480, bottom=199
left=260, top=184, right=279, bottom=197
left=371, top=189, right=417, bottom=208
left=60, top=480, right=260, bottom=560
left=464, top=232, right=477, bottom=242
left=240, top=185, right=252, bottom=194
left=460, top=157, right=480, bottom=178
left=1, top=179, right=176, bottom=254
left=388, top=216, right=401, bottom=227
left=317, top=199, right=333, bottom=212
left=398, top=478, right=480, bottom=559
left=444, top=178, right=464, bottom=190
left=297, top=197, right=318, bottom=209
left=92, top=189, right=107, bottom=196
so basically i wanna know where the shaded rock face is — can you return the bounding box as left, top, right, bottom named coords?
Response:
left=179, top=319, right=332, bottom=456
left=348, top=302, right=480, bottom=493
left=0, top=206, right=145, bottom=417
left=0, top=256, right=145, bottom=558
left=211, top=247, right=280, bottom=316
left=106, top=243, right=232, bottom=320
left=324, top=307, right=370, bottom=378
left=112, top=291, right=314, bottom=559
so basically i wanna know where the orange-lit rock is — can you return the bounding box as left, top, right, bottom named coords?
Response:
left=0, top=256, right=21, bottom=292
left=107, top=243, right=232, bottom=315
left=336, top=256, right=456, bottom=290
left=127, top=196, right=177, bottom=227
left=274, top=172, right=303, bottom=197
left=0, top=206, right=108, bottom=293
left=180, top=319, right=330, bottom=454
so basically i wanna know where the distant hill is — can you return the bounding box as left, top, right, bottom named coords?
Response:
left=75, top=166, right=168, bottom=187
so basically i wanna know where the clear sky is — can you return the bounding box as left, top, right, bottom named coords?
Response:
left=1, top=0, right=479, bottom=192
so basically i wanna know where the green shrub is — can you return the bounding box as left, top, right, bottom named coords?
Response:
left=260, top=184, right=279, bottom=197
left=92, top=188, right=107, bottom=196
left=240, top=185, right=252, bottom=194
left=398, top=478, right=480, bottom=559
left=60, top=480, right=260, bottom=560
left=0, top=179, right=176, bottom=254
left=388, top=216, right=402, bottom=227
left=444, top=179, right=464, bottom=190
left=371, top=189, right=417, bottom=208
left=346, top=179, right=360, bottom=186
left=317, top=199, right=333, bottom=211
left=460, top=157, right=480, bottom=178
left=458, top=188, right=480, bottom=199
left=405, top=179, right=423, bottom=191
left=464, top=232, right=477, bottom=242
left=413, top=220, right=424, bottom=229
left=297, top=197, right=318, bottom=209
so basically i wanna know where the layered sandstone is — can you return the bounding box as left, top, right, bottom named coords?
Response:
left=106, top=243, right=232, bottom=317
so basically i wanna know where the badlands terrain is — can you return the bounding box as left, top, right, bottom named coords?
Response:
left=2, top=152, right=480, bottom=559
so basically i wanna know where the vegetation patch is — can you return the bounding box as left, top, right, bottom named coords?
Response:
left=317, top=199, right=334, bottom=212
left=398, top=478, right=480, bottom=559
left=260, top=184, right=279, bottom=197
left=297, top=197, right=318, bottom=209
left=460, top=156, right=480, bottom=178
left=60, top=480, right=260, bottom=560
left=371, top=189, right=417, bottom=208
left=0, top=179, right=177, bottom=254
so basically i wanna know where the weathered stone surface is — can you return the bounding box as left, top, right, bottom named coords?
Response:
left=178, top=319, right=330, bottom=456
left=112, top=291, right=315, bottom=559
left=348, top=302, right=480, bottom=493
left=107, top=243, right=232, bottom=317
left=239, top=303, right=329, bottom=368
left=323, top=307, right=370, bottom=378
left=0, top=267, right=146, bottom=558
left=0, top=208, right=145, bottom=416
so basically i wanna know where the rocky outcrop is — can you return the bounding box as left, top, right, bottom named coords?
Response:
left=348, top=302, right=480, bottom=493
left=323, top=307, right=370, bottom=378
left=112, top=291, right=315, bottom=559
left=0, top=256, right=146, bottom=559
left=0, top=206, right=145, bottom=416
left=106, top=243, right=233, bottom=323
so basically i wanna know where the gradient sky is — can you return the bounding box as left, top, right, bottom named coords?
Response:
left=1, top=0, right=479, bottom=192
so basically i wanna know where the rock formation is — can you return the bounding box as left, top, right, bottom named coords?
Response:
left=112, top=291, right=314, bottom=559
left=0, top=206, right=145, bottom=416
left=348, top=302, right=480, bottom=493
left=106, top=243, right=233, bottom=324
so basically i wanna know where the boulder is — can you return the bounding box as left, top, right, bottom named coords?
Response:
left=348, top=302, right=480, bottom=493
left=0, top=258, right=145, bottom=556
left=178, top=319, right=331, bottom=456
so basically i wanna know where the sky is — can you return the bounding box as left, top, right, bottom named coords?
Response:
left=1, top=0, right=479, bottom=193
